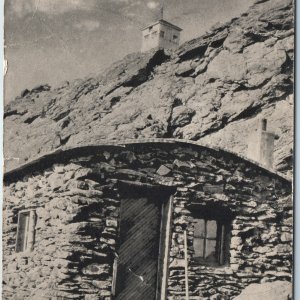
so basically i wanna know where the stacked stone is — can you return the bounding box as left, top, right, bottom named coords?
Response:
left=166, top=155, right=292, bottom=299
left=3, top=162, right=121, bottom=299
left=3, top=142, right=292, bottom=299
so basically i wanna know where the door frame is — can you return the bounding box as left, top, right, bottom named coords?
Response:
left=156, top=195, right=173, bottom=300
left=112, top=181, right=175, bottom=300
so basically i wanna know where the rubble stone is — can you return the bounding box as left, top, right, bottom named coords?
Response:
left=3, top=142, right=292, bottom=299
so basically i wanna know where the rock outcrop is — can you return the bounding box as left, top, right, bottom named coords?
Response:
left=233, top=281, right=292, bottom=300
left=4, top=0, right=294, bottom=175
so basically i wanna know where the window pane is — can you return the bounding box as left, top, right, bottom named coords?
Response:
left=194, top=237, right=204, bottom=257
left=194, top=219, right=205, bottom=237
left=205, top=239, right=217, bottom=262
left=206, top=220, right=217, bottom=238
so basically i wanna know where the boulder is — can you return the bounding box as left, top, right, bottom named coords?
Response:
left=234, top=281, right=292, bottom=300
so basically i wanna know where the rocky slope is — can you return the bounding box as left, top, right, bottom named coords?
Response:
left=4, top=0, right=294, bottom=175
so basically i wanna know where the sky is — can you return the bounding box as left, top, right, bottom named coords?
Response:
left=4, top=0, right=255, bottom=103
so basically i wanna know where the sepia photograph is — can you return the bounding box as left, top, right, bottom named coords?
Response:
left=2, top=0, right=294, bottom=299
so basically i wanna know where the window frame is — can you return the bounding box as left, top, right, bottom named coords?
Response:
left=191, top=207, right=232, bottom=267
left=15, top=209, right=37, bottom=253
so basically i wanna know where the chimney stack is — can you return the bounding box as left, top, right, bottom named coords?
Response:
left=247, top=118, right=275, bottom=169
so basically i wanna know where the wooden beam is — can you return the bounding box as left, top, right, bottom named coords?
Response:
left=159, top=196, right=173, bottom=300
left=184, top=230, right=189, bottom=300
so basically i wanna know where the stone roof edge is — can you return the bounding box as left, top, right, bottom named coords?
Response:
left=4, top=138, right=292, bottom=184
left=141, top=20, right=183, bottom=32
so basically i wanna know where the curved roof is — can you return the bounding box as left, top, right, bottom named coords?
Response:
left=4, top=138, right=291, bottom=184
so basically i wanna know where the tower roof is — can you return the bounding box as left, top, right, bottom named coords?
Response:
left=141, top=19, right=183, bottom=32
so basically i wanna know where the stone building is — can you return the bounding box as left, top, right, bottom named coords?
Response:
left=141, top=19, right=182, bottom=52
left=3, top=139, right=292, bottom=300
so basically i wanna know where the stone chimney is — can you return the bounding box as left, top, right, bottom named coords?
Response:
left=247, top=118, right=275, bottom=169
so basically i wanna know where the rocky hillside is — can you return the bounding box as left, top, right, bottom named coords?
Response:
left=4, top=0, right=294, bottom=175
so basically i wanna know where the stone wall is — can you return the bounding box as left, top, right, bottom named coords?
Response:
left=3, top=162, right=121, bottom=300
left=168, top=178, right=292, bottom=299
left=3, top=142, right=292, bottom=299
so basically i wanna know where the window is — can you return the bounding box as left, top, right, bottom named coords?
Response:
left=173, top=35, right=178, bottom=41
left=16, top=210, right=37, bottom=253
left=194, top=218, right=229, bottom=265
left=144, top=34, right=150, bottom=40
left=160, top=31, right=165, bottom=38
left=191, top=206, right=232, bottom=267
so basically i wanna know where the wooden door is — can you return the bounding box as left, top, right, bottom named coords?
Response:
left=115, top=189, right=164, bottom=300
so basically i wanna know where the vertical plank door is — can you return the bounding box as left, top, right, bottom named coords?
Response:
left=115, top=191, right=163, bottom=300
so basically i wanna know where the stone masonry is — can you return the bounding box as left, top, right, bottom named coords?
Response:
left=3, top=140, right=292, bottom=300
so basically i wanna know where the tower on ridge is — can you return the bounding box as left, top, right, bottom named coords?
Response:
left=141, top=2, right=182, bottom=52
